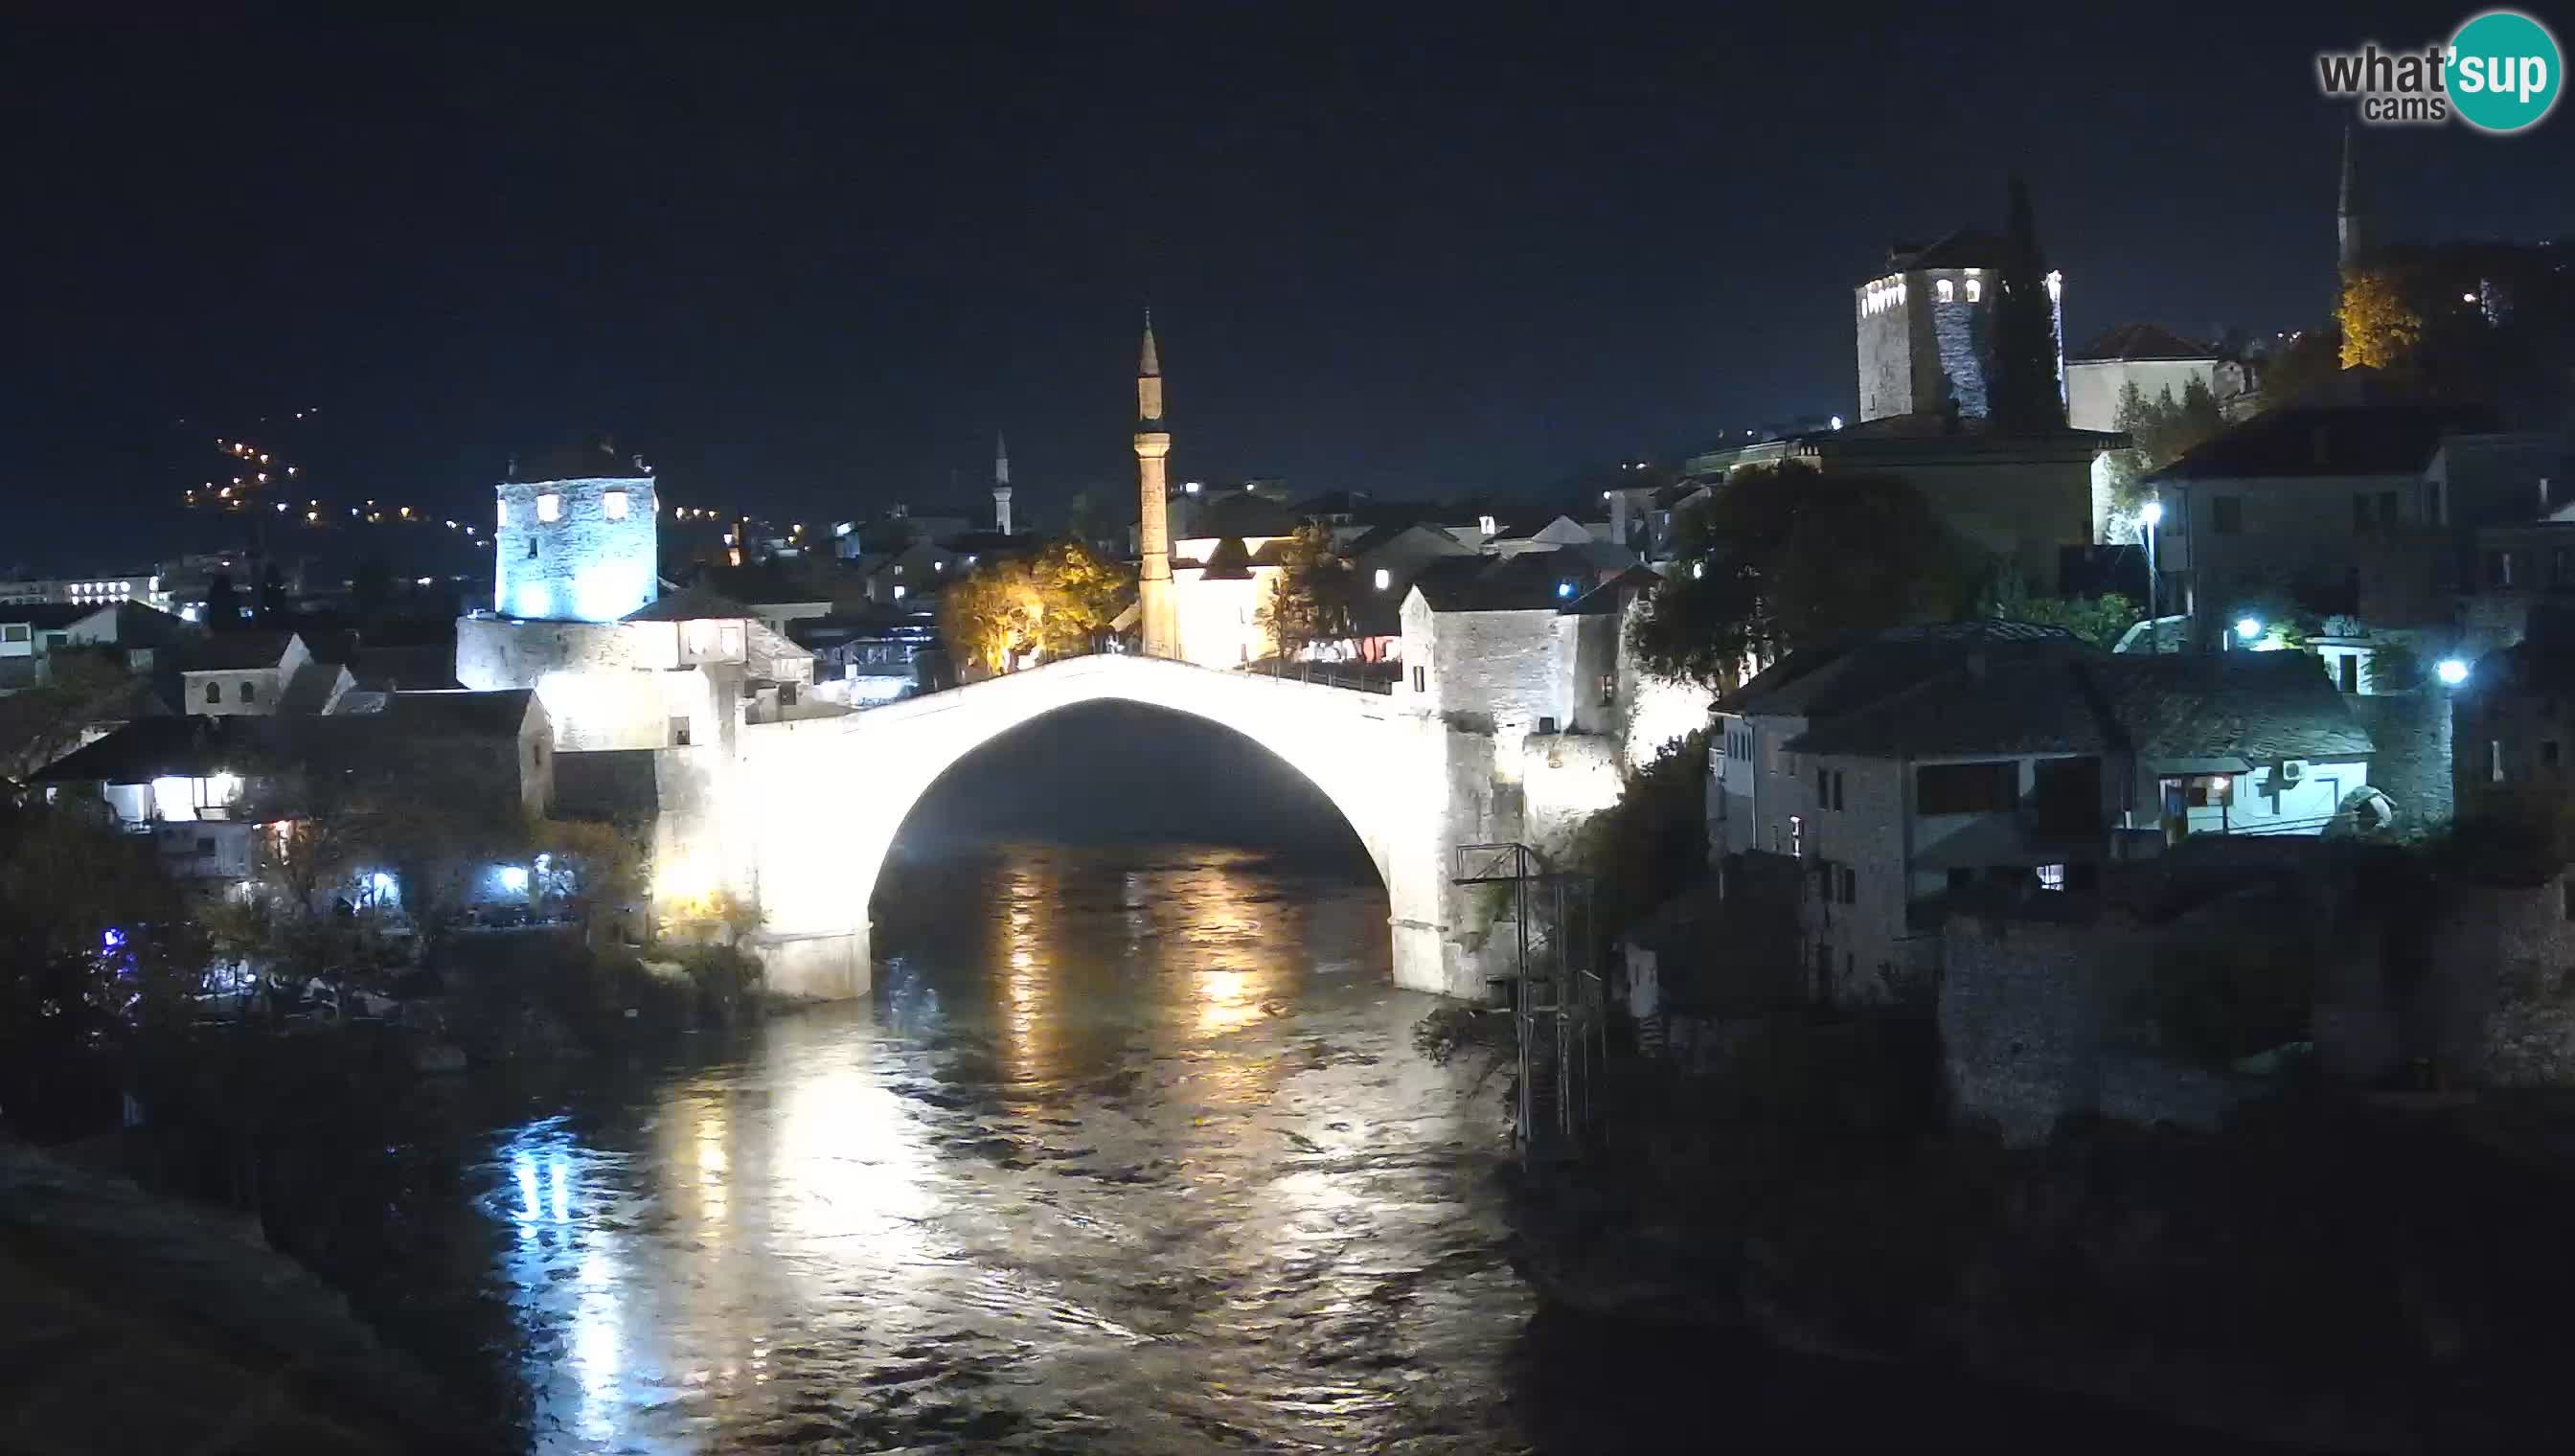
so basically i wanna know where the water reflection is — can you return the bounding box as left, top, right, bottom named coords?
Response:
left=478, top=845, right=1530, bottom=1453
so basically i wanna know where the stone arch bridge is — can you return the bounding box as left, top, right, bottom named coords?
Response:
left=733, top=654, right=1531, bottom=1002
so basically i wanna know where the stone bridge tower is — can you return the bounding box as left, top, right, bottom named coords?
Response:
left=1133, top=314, right=1181, bottom=659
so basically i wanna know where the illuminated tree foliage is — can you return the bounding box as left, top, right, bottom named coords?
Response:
left=1629, top=463, right=1972, bottom=687
left=2338, top=268, right=2423, bottom=371
left=1981, top=575, right=2142, bottom=649
left=1255, top=521, right=1357, bottom=664
left=937, top=538, right=1133, bottom=675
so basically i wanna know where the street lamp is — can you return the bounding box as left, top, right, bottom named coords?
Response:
left=2138, top=500, right=2163, bottom=651
left=2437, top=657, right=2470, bottom=686
left=2235, top=616, right=2264, bottom=645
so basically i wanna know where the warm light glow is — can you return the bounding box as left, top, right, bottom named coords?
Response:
left=2140, top=500, right=2164, bottom=527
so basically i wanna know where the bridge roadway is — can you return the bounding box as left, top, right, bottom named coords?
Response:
left=733, top=654, right=1485, bottom=1002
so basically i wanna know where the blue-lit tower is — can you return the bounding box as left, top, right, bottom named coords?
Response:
left=493, top=437, right=660, bottom=622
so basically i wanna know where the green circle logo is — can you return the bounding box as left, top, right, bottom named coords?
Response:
left=2449, top=10, right=2562, bottom=132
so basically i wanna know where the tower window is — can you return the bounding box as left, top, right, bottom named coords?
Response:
left=603, top=489, right=629, bottom=520
left=536, top=493, right=562, bottom=523
left=1965, top=278, right=1983, bottom=303
left=205, top=681, right=221, bottom=705
left=497, top=500, right=511, bottom=528
left=239, top=680, right=257, bottom=704
left=1936, top=279, right=1955, bottom=303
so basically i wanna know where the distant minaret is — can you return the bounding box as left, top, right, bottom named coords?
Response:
left=992, top=431, right=1014, bottom=535
left=1133, top=312, right=1180, bottom=659
left=2336, top=124, right=2366, bottom=273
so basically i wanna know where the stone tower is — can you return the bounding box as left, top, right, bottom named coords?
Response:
left=492, top=435, right=658, bottom=623
left=2336, top=124, right=2366, bottom=273
left=1133, top=313, right=1180, bottom=659
left=992, top=431, right=1014, bottom=535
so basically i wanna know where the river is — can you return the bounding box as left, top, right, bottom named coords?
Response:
left=375, top=841, right=2224, bottom=1453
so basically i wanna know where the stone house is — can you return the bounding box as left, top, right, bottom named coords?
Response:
left=1713, top=623, right=2374, bottom=1004
left=2063, top=322, right=2222, bottom=436
left=174, top=630, right=353, bottom=717
left=2453, top=608, right=2575, bottom=830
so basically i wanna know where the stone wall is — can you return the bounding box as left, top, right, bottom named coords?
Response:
left=2352, top=690, right=2452, bottom=830
left=2426, top=876, right=2575, bottom=1086
left=493, top=474, right=657, bottom=623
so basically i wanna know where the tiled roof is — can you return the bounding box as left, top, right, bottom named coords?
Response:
left=1731, top=622, right=2082, bottom=719
left=2146, top=403, right=2500, bottom=483
left=2069, top=322, right=2219, bottom=363
left=375, top=689, right=538, bottom=739
left=1880, top=229, right=2008, bottom=275
left=1408, top=550, right=1596, bottom=613
left=623, top=585, right=754, bottom=623
left=178, top=630, right=297, bottom=672
left=0, top=603, right=100, bottom=630
left=2089, top=652, right=2371, bottom=761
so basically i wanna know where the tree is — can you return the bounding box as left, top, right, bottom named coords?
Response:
left=1255, top=521, right=1357, bottom=664
left=937, top=539, right=1132, bottom=675
left=204, top=572, right=240, bottom=628
left=1028, top=537, right=1129, bottom=660
left=257, top=562, right=288, bottom=624
left=534, top=816, right=649, bottom=942
left=2103, top=377, right=2230, bottom=536
left=2260, top=326, right=2344, bottom=411
left=2338, top=268, right=2423, bottom=371
left=352, top=554, right=392, bottom=625
left=1988, top=173, right=2065, bottom=434
left=1630, top=463, right=1972, bottom=687
left=0, top=801, right=202, bottom=1134
left=1982, top=575, right=2142, bottom=649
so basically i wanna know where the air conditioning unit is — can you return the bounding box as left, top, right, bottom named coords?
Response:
left=2279, top=760, right=2305, bottom=785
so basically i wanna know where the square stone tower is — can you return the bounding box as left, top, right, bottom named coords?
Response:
left=494, top=437, right=660, bottom=623
left=1854, top=231, right=2062, bottom=423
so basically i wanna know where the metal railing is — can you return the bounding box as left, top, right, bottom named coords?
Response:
left=1453, top=841, right=1602, bottom=1162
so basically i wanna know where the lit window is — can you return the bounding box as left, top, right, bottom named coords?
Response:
left=893, top=584, right=907, bottom=601
left=1965, top=278, right=1983, bottom=303
left=497, top=500, right=511, bottom=528
left=1789, top=814, right=1803, bottom=858
left=603, top=489, right=629, bottom=520
left=1936, top=279, right=1955, bottom=303
left=536, top=493, right=562, bottom=522
left=2037, top=864, right=2066, bottom=892
left=1374, top=568, right=1391, bottom=591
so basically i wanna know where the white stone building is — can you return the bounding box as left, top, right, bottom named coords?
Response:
left=494, top=439, right=659, bottom=625
left=1713, top=624, right=2373, bottom=1004
left=1855, top=231, right=2062, bottom=424
left=2063, top=323, right=2222, bottom=434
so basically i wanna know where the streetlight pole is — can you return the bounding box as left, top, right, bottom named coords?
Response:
left=2140, top=499, right=2163, bottom=652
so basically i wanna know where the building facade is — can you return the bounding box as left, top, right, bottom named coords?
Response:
left=1855, top=231, right=2063, bottom=424
left=493, top=439, right=659, bottom=624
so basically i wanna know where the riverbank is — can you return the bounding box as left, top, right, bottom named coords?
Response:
left=1506, top=1037, right=2575, bottom=1452
left=0, top=1135, right=507, bottom=1455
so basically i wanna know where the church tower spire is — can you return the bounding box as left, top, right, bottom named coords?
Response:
left=1132, top=311, right=1179, bottom=659
left=2337, top=123, right=2366, bottom=273
left=992, top=431, right=1013, bottom=535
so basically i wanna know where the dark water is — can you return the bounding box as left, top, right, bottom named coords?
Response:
left=419, top=844, right=2228, bottom=1453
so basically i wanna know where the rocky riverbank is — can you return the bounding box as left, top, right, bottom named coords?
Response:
left=1506, top=1053, right=2575, bottom=1452
left=0, top=1136, right=507, bottom=1455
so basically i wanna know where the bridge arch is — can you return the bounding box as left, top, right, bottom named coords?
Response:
left=735, top=655, right=1469, bottom=1001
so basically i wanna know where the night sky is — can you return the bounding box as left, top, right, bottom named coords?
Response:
left=11, top=4, right=2573, bottom=567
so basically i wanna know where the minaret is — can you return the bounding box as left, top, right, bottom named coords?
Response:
left=2336, top=124, right=2365, bottom=273
left=992, top=431, right=1014, bottom=535
left=1133, top=312, right=1180, bottom=659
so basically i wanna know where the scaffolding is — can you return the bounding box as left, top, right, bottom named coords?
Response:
left=1453, top=842, right=1604, bottom=1163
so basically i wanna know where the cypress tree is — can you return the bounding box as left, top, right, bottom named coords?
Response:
left=1990, top=173, right=2064, bottom=433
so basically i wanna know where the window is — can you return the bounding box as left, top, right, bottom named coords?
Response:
left=2493, top=739, right=2506, bottom=783
left=1789, top=813, right=1803, bottom=858
left=1915, top=762, right=2018, bottom=815
left=2546, top=740, right=2563, bottom=769
left=1411, top=666, right=1425, bottom=694
left=604, top=489, right=629, bottom=520
left=1837, top=864, right=1856, bottom=903
left=2036, top=863, right=2067, bottom=892
left=536, top=492, right=562, bottom=522
left=2354, top=494, right=2374, bottom=533
left=498, top=500, right=511, bottom=528
left=671, top=717, right=693, bottom=747
left=1935, top=278, right=1955, bottom=303
left=2488, top=550, right=2518, bottom=588
left=2339, top=654, right=2359, bottom=694
left=2564, top=878, right=2575, bottom=923
left=0, top=624, right=25, bottom=644
left=239, top=680, right=257, bottom=704
left=1964, top=278, right=1983, bottom=303
left=2378, top=491, right=2400, bottom=528
left=1538, top=717, right=1559, bottom=735
left=1817, top=767, right=1829, bottom=805
left=2211, top=496, right=2243, bottom=535
left=1599, top=672, right=1616, bottom=706
left=1832, top=770, right=1845, bottom=809
left=2162, top=773, right=2234, bottom=808
left=205, top=681, right=222, bottom=704
left=1374, top=568, right=1391, bottom=591
left=526, top=537, right=539, bottom=559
